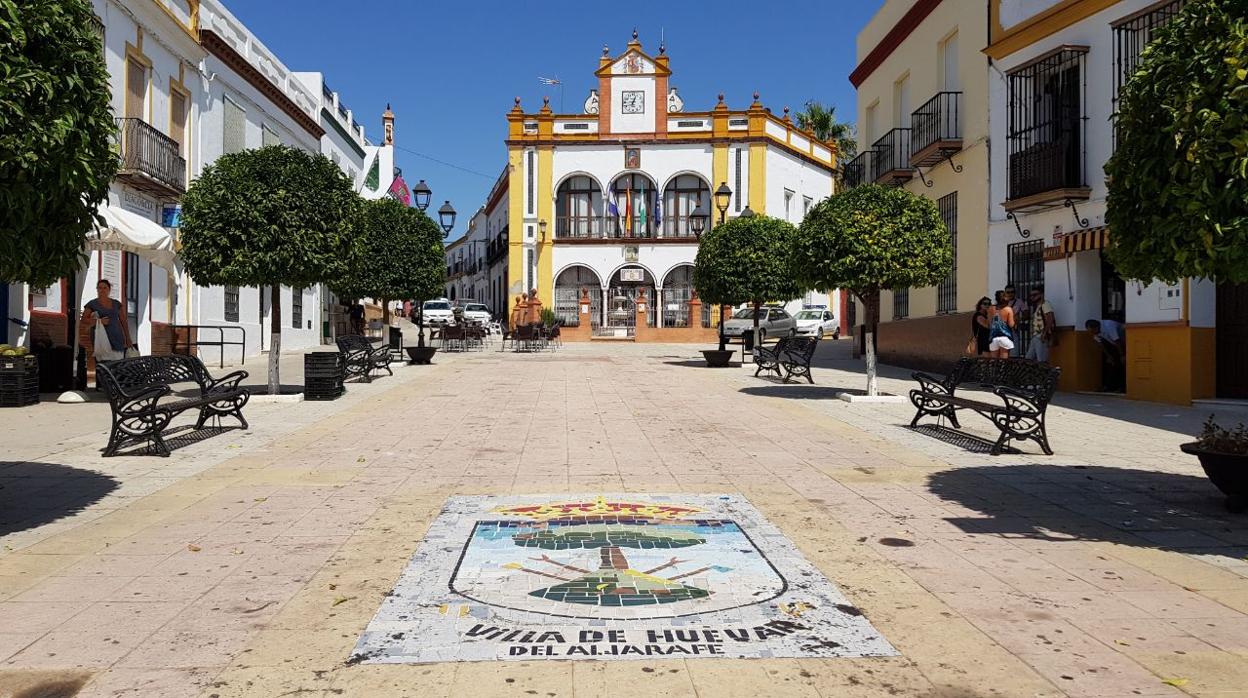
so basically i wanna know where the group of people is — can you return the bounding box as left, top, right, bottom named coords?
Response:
left=969, top=283, right=1127, bottom=392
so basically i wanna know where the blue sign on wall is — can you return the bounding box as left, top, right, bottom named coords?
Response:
left=162, top=205, right=182, bottom=228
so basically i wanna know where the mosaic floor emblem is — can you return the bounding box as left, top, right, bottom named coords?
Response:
left=351, top=494, right=896, bottom=663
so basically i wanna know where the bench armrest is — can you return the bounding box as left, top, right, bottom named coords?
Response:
left=206, top=369, right=248, bottom=393
left=117, top=385, right=171, bottom=414
left=911, top=371, right=951, bottom=396
left=992, top=385, right=1041, bottom=414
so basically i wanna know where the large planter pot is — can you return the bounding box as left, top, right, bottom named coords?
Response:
left=406, top=346, right=437, bottom=365
left=701, top=349, right=735, bottom=368
left=1180, top=442, right=1248, bottom=513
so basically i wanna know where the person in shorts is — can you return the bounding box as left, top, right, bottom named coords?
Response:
left=988, top=290, right=1016, bottom=358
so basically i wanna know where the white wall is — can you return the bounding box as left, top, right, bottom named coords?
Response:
left=765, top=147, right=833, bottom=223
left=609, top=76, right=657, bottom=134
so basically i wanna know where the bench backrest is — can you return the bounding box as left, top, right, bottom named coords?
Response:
left=96, top=355, right=211, bottom=402
left=947, top=357, right=1061, bottom=406
left=336, top=335, right=376, bottom=352
left=784, top=336, right=819, bottom=361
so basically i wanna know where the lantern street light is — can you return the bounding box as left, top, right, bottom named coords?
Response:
left=740, top=206, right=756, bottom=218
left=412, top=179, right=432, bottom=212
left=713, top=182, right=732, bottom=225
left=690, top=199, right=710, bottom=238
left=438, top=200, right=457, bottom=238
left=538, top=219, right=548, bottom=242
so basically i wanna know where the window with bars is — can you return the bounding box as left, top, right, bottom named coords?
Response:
left=937, top=192, right=958, bottom=313
left=124, top=252, right=140, bottom=328
left=526, top=150, right=535, bottom=214
left=291, top=287, right=302, bottom=329
left=734, top=148, right=743, bottom=212
left=1112, top=0, right=1186, bottom=142
left=892, top=287, right=909, bottom=320
left=1007, top=240, right=1044, bottom=355
left=1006, top=47, right=1087, bottom=201
left=224, top=285, right=240, bottom=322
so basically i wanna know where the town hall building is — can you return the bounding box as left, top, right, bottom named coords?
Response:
left=496, top=32, right=838, bottom=337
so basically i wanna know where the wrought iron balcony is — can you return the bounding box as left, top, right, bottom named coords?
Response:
left=871, top=128, right=914, bottom=185
left=115, top=118, right=186, bottom=197
left=842, top=151, right=871, bottom=188
left=1004, top=46, right=1089, bottom=210
left=910, top=92, right=962, bottom=168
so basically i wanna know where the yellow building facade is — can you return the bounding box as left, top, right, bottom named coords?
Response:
left=499, top=33, right=837, bottom=339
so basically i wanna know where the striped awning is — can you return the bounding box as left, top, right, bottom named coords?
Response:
left=1061, top=226, right=1110, bottom=255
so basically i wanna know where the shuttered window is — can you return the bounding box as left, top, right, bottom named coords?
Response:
left=223, top=96, right=246, bottom=154
left=125, top=57, right=146, bottom=119
left=170, top=90, right=188, bottom=155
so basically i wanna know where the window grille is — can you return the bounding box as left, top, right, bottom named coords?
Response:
left=892, top=287, right=909, bottom=320
left=1112, top=0, right=1186, bottom=142
left=1006, top=47, right=1087, bottom=200
left=734, top=149, right=742, bottom=212
left=936, top=192, right=958, bottom=313
left=1007, top=240, right=1044, bottom=355
left=291, top=287, right=302, bottom=329
left=224, top=285, right=239, bottom=322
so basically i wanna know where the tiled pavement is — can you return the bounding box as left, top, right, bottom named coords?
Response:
left=1, top=338, right=1246, bottom=697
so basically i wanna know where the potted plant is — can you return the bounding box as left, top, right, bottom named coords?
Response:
left=1181, top=418, right=1248, bottom=512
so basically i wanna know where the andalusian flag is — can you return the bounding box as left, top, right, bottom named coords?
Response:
left=636, top=182, right=647, bottom=232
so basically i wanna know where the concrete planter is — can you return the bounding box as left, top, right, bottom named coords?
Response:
left=1180, top=442, right=1248, bottom=513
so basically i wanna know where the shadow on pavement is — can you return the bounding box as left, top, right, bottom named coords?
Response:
left=739, top=386, right=846, bottom=400
left=928, top=464, right=1246, bottom=558
left=909, top=423, right=999, bottom=454
left=662, top=360, right=743, bottom=369
left=109, top=425, right=242, bottom=457
left=0, top=462, right=118, bottom=535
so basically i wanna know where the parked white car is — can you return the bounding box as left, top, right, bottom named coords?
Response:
left=420, top=299, right=454, bottom=325
left=721, top=306, right=797, bottom=340
left=794, top=308, right=839, bottom=340
left=460, top=302, right=491, bottom=324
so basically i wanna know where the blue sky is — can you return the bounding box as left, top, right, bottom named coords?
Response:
left=228, top=1, right=884, bottom=241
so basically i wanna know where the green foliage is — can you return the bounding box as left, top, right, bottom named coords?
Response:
left=792, top=184, right=951, bottom=300
left=1105, top=0, right=1248, bottom=282
left=0, top=0, right=117, bottom=286
left=794, top=100, right=857, bottom=159
left=693, top=215, right=801, bottom=307
left=332, top=197, right=445, bottom=304
left=180, top=146, right=359, bottom=289
left=539, top=307, right=558, bottom=327
left=1197, top=415, right=1248, bottom=455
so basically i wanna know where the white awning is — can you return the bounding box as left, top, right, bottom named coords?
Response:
left=85, top=204, right=178, bottom=271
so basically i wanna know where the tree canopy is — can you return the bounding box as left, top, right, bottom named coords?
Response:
left=693, top=215, right=801, bottom=308
left=0, top=0, right=117, bottom=286
left=332, top=197, right=445, bottom=306
left=792, top=185, right=951, bottom=299
left=794, top=101, right=857, bottom=160
left=180, top=145, right=359, bottom=289
left=1105, top=0, right=1248, bottom=283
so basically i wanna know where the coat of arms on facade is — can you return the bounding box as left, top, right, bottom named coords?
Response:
left=583, top=89, right=599, bottom=115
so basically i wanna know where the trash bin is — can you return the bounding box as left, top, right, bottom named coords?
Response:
left=742, top=330, right=755, bottom=354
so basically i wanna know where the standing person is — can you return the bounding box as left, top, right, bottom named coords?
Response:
left=82, top=279, right=134, bottom=364
left=1025, top=285, right=1056, bottom=363
left=988, top=290, right=1016, bottom=359
left=1004, top=284, right=1028, bottom=356
left=970, top=296, right=993, bottom=356
left=1086, top=319, right=1127, bottom=392
left=348, top=300, right=365, bottom=335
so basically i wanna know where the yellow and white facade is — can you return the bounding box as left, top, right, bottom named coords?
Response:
left=847, top=0, right=989, bottom=370
left=500, top=33, right=837, bottom=337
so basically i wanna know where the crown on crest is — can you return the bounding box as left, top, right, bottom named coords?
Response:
left=492, top=496, right=701, bottom=521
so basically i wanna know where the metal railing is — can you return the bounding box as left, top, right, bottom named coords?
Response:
left=1006, top=47, right=1087, bottom=201
left=554, top=216, right=659, bottom=240
left=171, top=324, right=246, bottom=368
left=115, top=117, right=186, bottom=194
left=910, top=92, right=962, bottom=163
left=871, top=128, right=913, bottom=182
left=843, top=151, right=871, bottom=188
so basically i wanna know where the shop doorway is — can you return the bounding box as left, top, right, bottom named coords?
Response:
left=1100, top=254, right=1125, bottom=323
left=1217, top=282, right=1248, bottom=398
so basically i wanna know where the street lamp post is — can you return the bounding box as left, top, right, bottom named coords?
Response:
left=412, top=179, right=432, bottom=212
left=690, top=200, right=709, bottom=239
left=437, top=201, right=457, bottom=238
left=714, top=182, right=732, bottom=225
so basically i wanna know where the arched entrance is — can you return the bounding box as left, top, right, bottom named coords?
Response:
left=661, top=265, right=695, bottom=327
left=604, top=265, right=656, bottom=336
left=553, top=265, right=602, bottom=329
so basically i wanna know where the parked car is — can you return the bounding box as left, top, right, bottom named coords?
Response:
left=420, top=299, right=454, bottom=325
left=720, top=306, right=797, bottom=340
left=794, top=308, right=840, bottom=340
left=460, top=302, right=491, bottom=324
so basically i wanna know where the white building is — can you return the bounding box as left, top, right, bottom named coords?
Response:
left=985, top=0, right=1222, bottom=405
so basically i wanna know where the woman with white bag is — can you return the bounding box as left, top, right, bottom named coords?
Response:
left=82, top=279, right=135, bottom=364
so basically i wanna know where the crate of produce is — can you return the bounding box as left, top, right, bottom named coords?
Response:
left=0, top=349, right=39, bottom=407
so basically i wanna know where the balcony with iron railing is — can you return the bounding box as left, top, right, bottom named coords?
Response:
left=871, top=128, right=914, bottom=185
left=554, top=215, right=697, bottom=241
left=842, top=151, right=871, bottom=188
left=910, top=92, right=962, bottom=168
left=115, top=118, right=186, bottom=198
left=1004, top=46, right=1089, bottom=211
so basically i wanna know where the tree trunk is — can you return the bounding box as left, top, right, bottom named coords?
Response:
left=382, top=298, right=391, bottom=325
left=717, top=305, right=727, bottom=352
left=752, top=300, right=762, bottom=354
left=863, top=289, right=879, bottom=397
left=268, top=285, right=282, bottom=395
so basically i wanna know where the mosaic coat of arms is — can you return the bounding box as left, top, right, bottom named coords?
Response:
left=351, top=494, right=895, bottom=663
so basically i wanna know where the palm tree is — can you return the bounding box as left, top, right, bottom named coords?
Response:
left=795, top=101, right=857, bottom=160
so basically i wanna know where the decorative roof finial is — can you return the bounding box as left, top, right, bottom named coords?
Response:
left=514, top=96, right=521, bottom=106
left=632, top=28, right=638, bottom=41
left=783, top=106, right=790, bottom=119
left=753, top=91, right=760, bottom=101
left=602, top=44, right=610, bottom=56
left=717, top=93, right=725, bottom=103
left=543, top=96, right=550, bottom=107
left=659, top=41, right=666, bottom=55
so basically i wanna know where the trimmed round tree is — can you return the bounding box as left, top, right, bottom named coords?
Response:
left=1106, top=0, right=1248, bottom=282
left=180, top=146, right=359, bottom=394
left=1, top=0, right=117, bottom=286
left=693, top=215, right=800, bottom=352
left=333, top=197, right=445, bottom=348
left=793, top=185, right=951, bottom=396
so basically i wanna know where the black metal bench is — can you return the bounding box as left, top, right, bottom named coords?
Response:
left=96, top=355, right=249, bottom=457
left=909, top=357, right=1061, bottom=456
left=754, top=336, right=819, bottom=383
left=336, top=334, right=392, bottom=382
